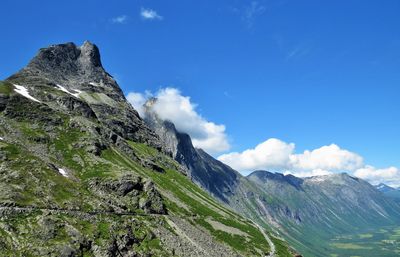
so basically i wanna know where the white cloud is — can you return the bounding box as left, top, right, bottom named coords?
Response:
left=111, top=15, right=128, bottom=24
left=218, top=138, right=400, bottom=186
left=290, top=144, right=364, bottom=172
left=217, top=138, right=294, bottom=171
left=354, top=166, right=400, bottom=188
left=218, top=139, right=365, bottom=175
left=140, top=8, right=163, bottom=20
left=127, top=88, right=230, bottom=154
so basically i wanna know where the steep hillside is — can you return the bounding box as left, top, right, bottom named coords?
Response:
left=142, top=99, right=400, bottom=257
left=0, top=42, right=291, bottom=256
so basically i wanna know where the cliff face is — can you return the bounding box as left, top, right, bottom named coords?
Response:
left=143, top=100, right=240, bottom=203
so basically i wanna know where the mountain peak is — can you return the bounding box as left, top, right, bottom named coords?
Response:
left=375, top=183, right=396, bottom=193
left=8, top=41, right=111, bottom=87
left=79, top=40, right=102, bottom=68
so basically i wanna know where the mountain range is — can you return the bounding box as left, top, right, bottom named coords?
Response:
left=1, top=41, right=399, bottom=257
left=143, top=95, right=400, bottom=257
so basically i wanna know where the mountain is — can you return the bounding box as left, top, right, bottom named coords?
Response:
left=244, top=171, right=400, bottom=256
left=142, top=101, right=400, bottom=257
left=376, top=183, right=400, bottom=202
left=0, top=42, right=293, bottom=256
left=376, top=183, right=397, bottom=193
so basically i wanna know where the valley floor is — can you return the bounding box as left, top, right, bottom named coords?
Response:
left=328, top=225, right=400, bottom=257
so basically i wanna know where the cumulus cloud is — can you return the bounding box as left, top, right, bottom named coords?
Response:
left=290, top=144, right=364, bottom=172
left=219, top=138, right=400, bottom=186
left=140, top=8, right=163, bottom=20
left=111, top=15, right=128, bottom=24
left=127, top=88, right=230, bottom=154
left=218, top=139, right=364, bottom=175
left=354, top=166, right=400, bottom=188
left=217, top=138, right=294, bottom=171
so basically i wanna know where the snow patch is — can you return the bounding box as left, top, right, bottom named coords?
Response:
left=377, top=184, right=386, bottom=190
left=13, top=84, right=41, bottom=103
left=0, top=137, right=4, bottom=141
left=89, top=82, right=99, bottom=87
left=58, top=168, right=68, bottom=177
left=56, top=84, right=82, bottom=98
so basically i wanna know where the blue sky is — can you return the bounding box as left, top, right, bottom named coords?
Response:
left=1, top=0, right=399, bottom=184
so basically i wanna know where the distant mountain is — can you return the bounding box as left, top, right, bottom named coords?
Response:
left=376, top=183, right=397, bottom=193
left=143, top=102, right=400, bottom=257
left=0, top=42, right=288, bottom=256
left=376, top=183, right=400, bottom=202
left=243, top=171, right=400, bottom=256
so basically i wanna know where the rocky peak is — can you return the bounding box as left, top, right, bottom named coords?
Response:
left=8, top=41, right=120, bottom=94
left=79, top=40, right=102, bottom=68
left=28, top=40, right=102, bottom=73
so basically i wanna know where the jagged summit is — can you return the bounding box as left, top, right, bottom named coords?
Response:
left=27, top=41, right=103, bottom=74
left=7, top=41, right=121, bottom=95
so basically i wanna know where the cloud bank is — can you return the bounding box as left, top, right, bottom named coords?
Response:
left=218, top=138, right=400, bottom=187
left=127, top=88, right=230, bottom=154
left=354, top=166, right=400, bottom=188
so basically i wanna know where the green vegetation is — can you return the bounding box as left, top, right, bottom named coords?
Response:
left=0, top=111, right=283, bottom=256
left=328, top=225, right=400, bottom=257
left=0, top=81, right=13, bottom=95
left=101, top=143, right=273, bottom=255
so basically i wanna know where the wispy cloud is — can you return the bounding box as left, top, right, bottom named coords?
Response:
left=285, top=43, right=312, bottom=61
left=111, top=15, right=128, bottom=24
left=242, top=1, right=266, bottom=28
left=140, top=8, right=163, bottom=21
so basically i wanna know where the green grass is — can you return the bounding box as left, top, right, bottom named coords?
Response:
left=327, top=225, right=400, bottom=257
left=331, top=243, right=371, bottom=250
left=0, top=81, right=13, bottom=95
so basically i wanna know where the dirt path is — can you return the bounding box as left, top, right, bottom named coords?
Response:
left=252, top=221, right=276, bottom=257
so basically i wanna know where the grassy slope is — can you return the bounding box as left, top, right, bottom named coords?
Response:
left=103, top=141, right=273, bottom=255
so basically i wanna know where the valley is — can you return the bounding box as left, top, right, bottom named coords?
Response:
left=329, top=225, right=400, bottom=257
